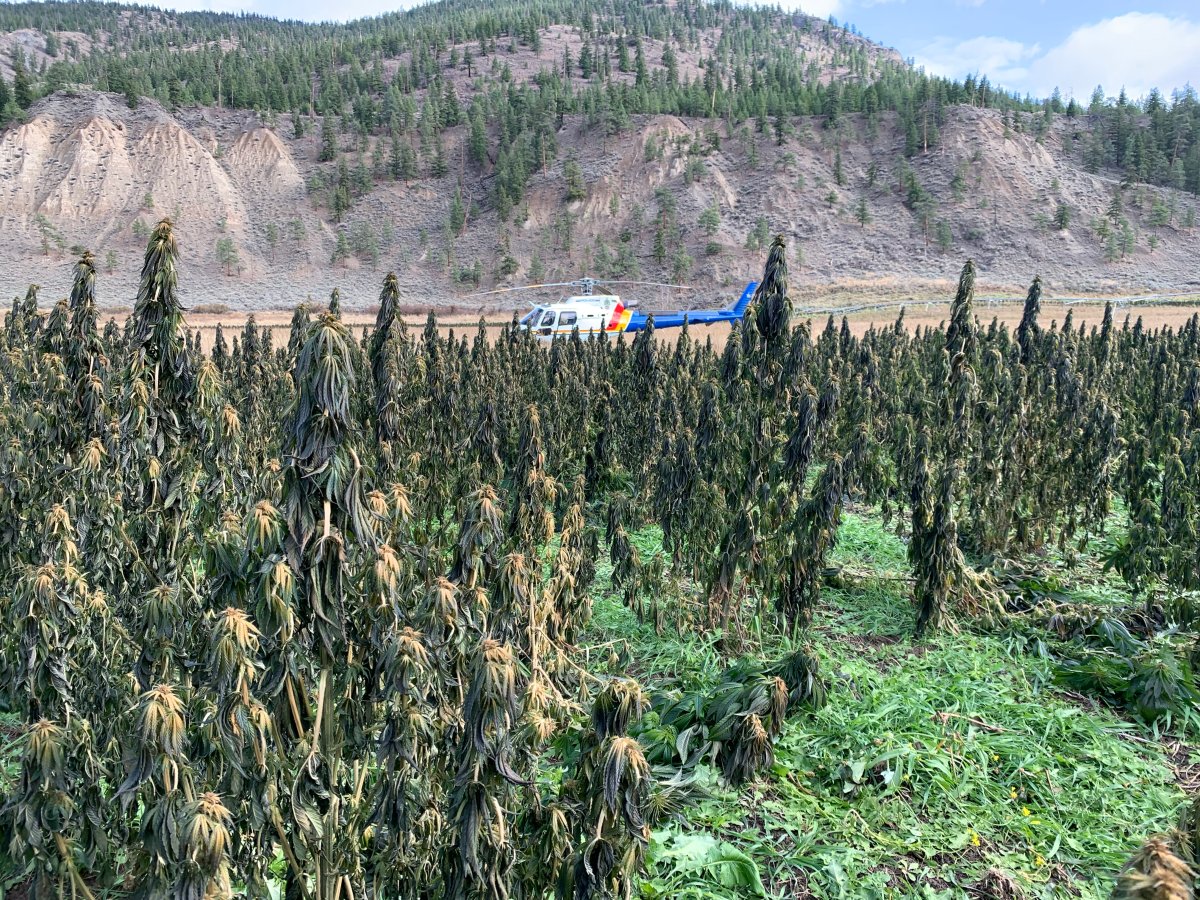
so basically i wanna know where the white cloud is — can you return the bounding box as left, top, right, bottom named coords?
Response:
left=914, top=34, right=1038, bottom=87
left=1031, top=12, right=1200, bottom=100
left=915, top=12, right=1200, bottom=100
left=772, top=0, right=843, bottom=16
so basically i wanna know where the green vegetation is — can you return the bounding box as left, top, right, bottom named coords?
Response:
left=215, top=234, right=240, bottom=274
left=564, top=156, right=587, bottom=202
left=0, top=224, right=1198, bottom=899
left=745, top=215, right=770, bottom=250
left=1054, top=201, right=1071, bottom=231
left=855, top=194, right=871, bottom=227
left=585, top=518, right=1183, bottom=899
left=265, top=221, right=279, bottom=262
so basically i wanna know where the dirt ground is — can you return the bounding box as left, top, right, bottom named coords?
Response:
left=171, top=299, right=1200, bottom=352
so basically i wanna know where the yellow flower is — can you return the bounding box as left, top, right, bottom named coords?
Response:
left=1009, top=788, right=1018, bottom=799
left=969, top=830, right=981, bottom=847
left=1034, top=853, right=1046, bottom=867
left=1021, top=807, right=1031, bottom=816
left=991, top=753, right=999, bottom=761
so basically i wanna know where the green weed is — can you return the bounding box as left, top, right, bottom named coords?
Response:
left=584, top=517, right=1187, bottom=900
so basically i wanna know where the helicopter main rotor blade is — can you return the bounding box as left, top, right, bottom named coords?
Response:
left=466, top=282, right=584, bottom=297
left=595, top=280, right=694, bottom=290
left=466, top=277, right=692, bottom=298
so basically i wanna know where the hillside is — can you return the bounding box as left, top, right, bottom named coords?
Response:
left=0, top=1, right=1198, bottom=309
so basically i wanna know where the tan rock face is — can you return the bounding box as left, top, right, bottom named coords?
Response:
left=224, top=127, right=307, bottom=237
left=0, top=98, right=247, bottom=239
left=0, top=116, right=59, bottom=220
left=134, top=122, right=246, bottom=234
left=42, top=117, right=133, bottom=224
left=0, top=93, right=286, bottom=283
left=226, top=127, right=302, bottom=189
left=1, top=89, right=1198, bottom=312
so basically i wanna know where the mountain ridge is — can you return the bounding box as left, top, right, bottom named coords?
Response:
left=0, top=1, right=1198, bottom=309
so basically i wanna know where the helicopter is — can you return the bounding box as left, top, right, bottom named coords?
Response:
left=474, top=278, right=758, bottom=338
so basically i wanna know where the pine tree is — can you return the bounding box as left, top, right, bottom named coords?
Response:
left=745, top=217, right=769, bottom=251
left=431, top=139, right=449, bottom=177
left=399, top=141, right=416, bottom=181
left=1107, top=191, right=1124, bottom=222
left=564, top=157, right=586, bottom=202
left=468, top=111, right=487, bottom=167
left=449, top=186, right=466, bottom=234
left=331, top=230, right=351, bottom=266
left=936, top=220, right=953, bottom=253
left=11, top=53, right=33, bottom=109
left=662, top=43, right=678, bottom=85
left=855, top=195, right=871, bottom=228
left=215, top=236, right=239, bottom=276
left=388, top=136, right=402, bottom=180
left=289, top=217, right=307, bottom=252
left=319, top=117, right=338, bottom=163
left=1053, top=202, right=1071, bottom=230
left=331, top=183, right=351, bottom=222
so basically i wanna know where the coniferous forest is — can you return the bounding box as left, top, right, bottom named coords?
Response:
left=1, top=0, right=1199, bottom=198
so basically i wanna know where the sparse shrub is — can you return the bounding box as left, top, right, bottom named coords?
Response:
left=1054, top=202, right=1071, bottom=230
left=745, top=216, right=770, bottom=250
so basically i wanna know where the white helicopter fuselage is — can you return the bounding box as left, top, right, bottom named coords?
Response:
left=518, top=294, right=631, bottom=338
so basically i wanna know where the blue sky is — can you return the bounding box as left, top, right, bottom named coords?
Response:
left=168, top=0, right=1200, bottom=103
left=813, top=0, right=1200, bottom=101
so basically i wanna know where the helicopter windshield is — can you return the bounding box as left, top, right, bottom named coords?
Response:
left=519, top=307, right=542, bottom=327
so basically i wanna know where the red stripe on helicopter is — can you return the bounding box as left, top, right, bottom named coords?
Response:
left=605, top=301, right=633, bottom=332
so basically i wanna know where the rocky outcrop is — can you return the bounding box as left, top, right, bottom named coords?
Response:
left=1, top=91, right=1198, bottom=311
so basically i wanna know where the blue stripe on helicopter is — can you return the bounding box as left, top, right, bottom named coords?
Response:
left=622, top=281, right=758, bottom=332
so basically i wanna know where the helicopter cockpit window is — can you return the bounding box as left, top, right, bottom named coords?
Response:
left=560, top=311, right=577, bottom=327
left=520, top=308, right=541, bottom=327
left=540, top=310, right=557, bottom=327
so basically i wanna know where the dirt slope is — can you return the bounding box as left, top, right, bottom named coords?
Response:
left=2, top=88, right=1199, bottom=313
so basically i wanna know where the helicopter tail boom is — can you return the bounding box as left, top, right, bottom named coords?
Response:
left=619, top=282, right=758, bottom=332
